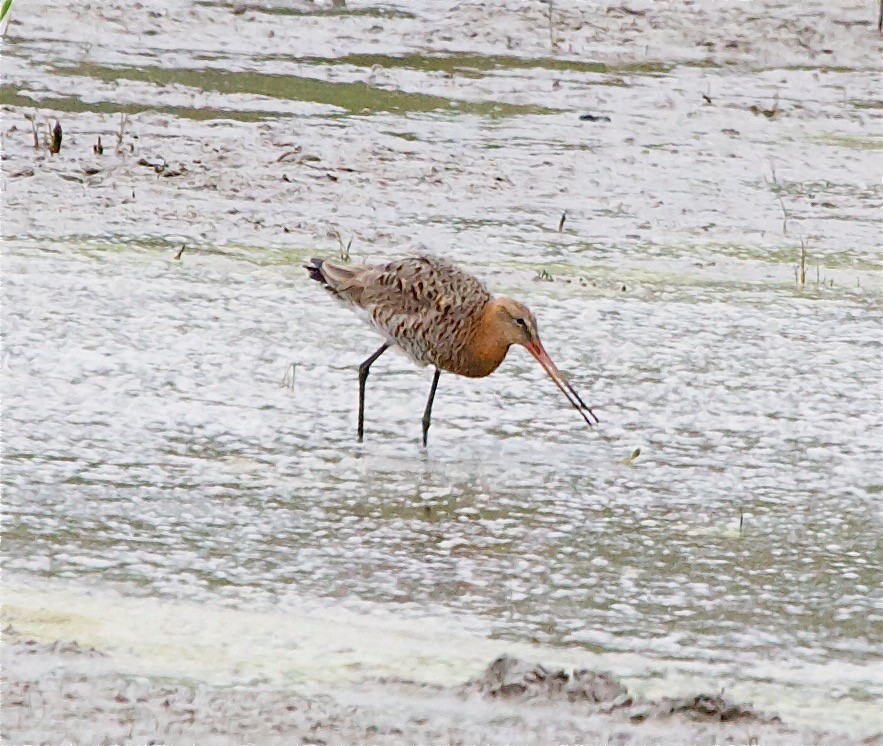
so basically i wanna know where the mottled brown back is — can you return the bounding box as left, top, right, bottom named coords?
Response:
left=310, top=255, right=493, bottom=373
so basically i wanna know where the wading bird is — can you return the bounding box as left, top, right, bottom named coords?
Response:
left=305, top=255, right=598, bottom=446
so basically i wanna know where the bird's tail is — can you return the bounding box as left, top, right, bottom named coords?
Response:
left=305, top=257, right=328, bottom=285
left=304, top=257, right=363, bottom=300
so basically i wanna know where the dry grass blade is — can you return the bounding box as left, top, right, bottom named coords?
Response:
left=116, top=114, right=129, bottom=154
left=23, top=113, right=40, bottom=148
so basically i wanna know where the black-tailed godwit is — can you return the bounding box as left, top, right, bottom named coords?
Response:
left=306, top=255, right=598, bottom=445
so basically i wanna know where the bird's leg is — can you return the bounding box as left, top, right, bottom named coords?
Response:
left=357, top=343, right=390, bottom=442
left=421, top=368, right=441, bottom=448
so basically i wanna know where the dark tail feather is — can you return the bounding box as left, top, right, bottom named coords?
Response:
left=305, top=257, right=327, bottom=285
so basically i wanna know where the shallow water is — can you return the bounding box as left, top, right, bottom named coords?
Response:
left=2, top=0, right=882, bottom=738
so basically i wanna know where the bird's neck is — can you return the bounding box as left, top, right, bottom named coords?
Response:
left=462, top=301, right=511, bottom=378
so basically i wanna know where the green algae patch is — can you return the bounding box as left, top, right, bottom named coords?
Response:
left=52, top=62, right=559, bottom=117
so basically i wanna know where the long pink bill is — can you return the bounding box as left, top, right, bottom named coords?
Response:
left=525, top=340, right=600, bottom=427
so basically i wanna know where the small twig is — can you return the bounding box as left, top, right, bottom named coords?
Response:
left=701, top=83, right=713, bottom=106
left=333, top=230, right=353, bottom=262
left=557, top=211, right=566, bottom=232
left=281, top=363, right=297, bottom=392
left=23, top=113, right=39, bottom=148
left=93, top=136, right=103, bottom=155
left=617, top=6, right=646, bottom=16
left=547, top=0, right=556, bottom=53
left=115, top=113, right=129, bottom=154
left=275, top=149, right=302, bottom=163
left=174, top=244, right=186, bottom=260
left=797, top=238, right=807, bottom=286
left=778, top=195, right=789, bottom=235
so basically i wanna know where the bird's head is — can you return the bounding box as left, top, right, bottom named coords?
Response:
left=493, top=296, right=539, bottom=346
left=489, top=296, right=600, bottom=428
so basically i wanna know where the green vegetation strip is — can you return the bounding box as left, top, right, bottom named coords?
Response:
left=0, top=87, right=271, bottom=122
left=193, top=0, right=416, bottom=19
left=49, top=61, right=557, bottom=117
left=294, top=53, right=671, bottom=77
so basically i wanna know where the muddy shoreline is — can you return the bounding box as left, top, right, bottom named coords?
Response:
left=4, top=630, right=853, bottom=746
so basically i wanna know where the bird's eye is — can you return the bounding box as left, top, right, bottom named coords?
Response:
left=515, top=318, right=527, bottom=328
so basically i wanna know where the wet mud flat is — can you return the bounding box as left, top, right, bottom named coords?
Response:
left=2, top=632, right=848, bottom=746
left=3, top=0, right=881, bottom=258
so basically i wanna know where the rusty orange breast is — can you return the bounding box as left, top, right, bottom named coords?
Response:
left=456, top=304, right=512, bottom=378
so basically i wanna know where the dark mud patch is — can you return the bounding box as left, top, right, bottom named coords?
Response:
left=463, top=654, right=629, bottom=705
left=2, top=626, right=108, bottom=660
left=463, top=655, right=781, bottom=726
